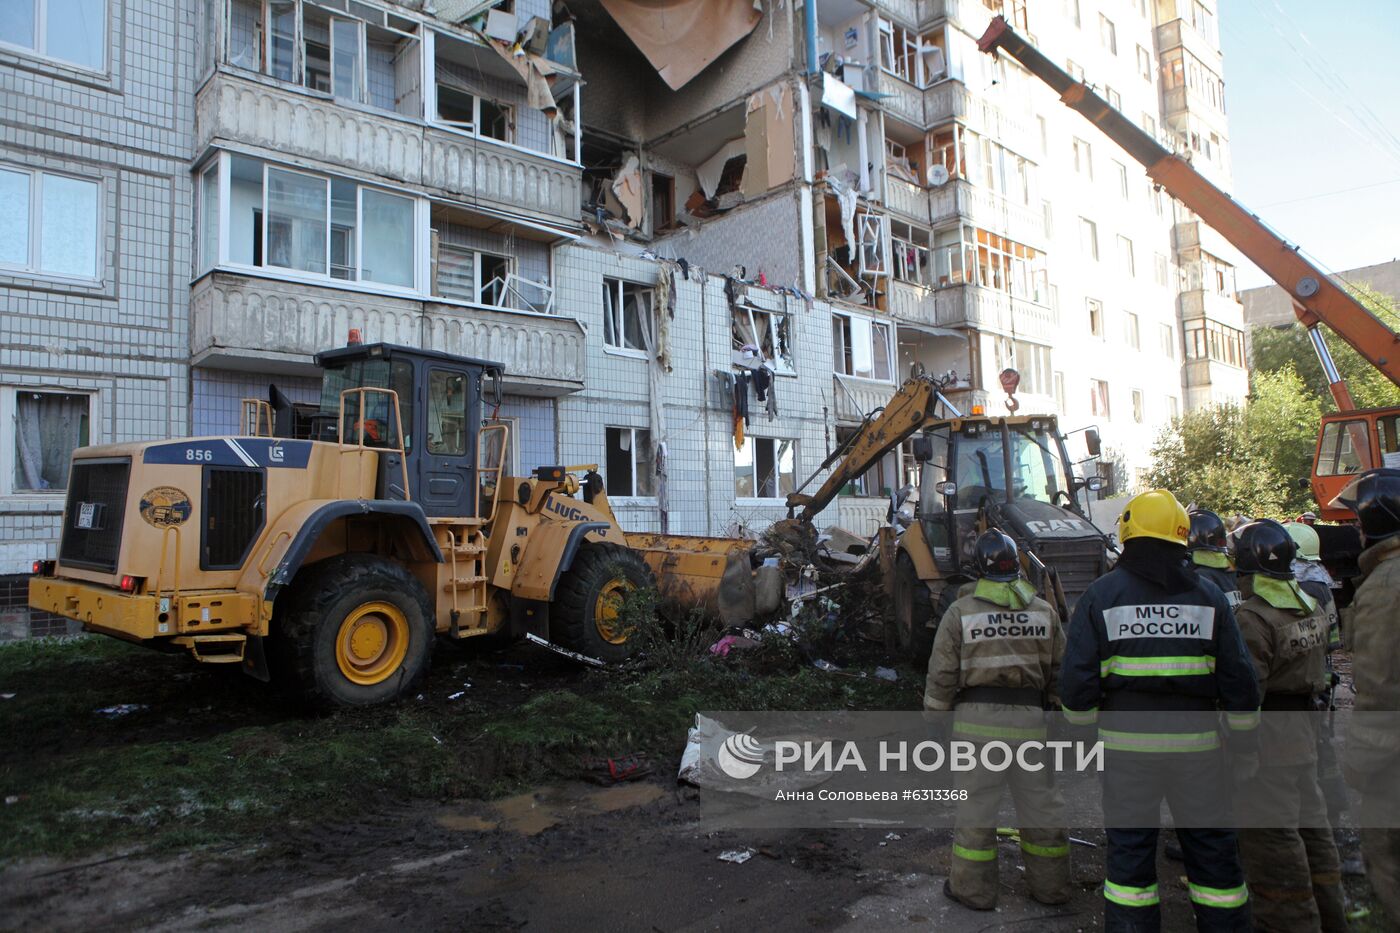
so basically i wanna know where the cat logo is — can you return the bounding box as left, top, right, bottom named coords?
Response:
left=139, top=486, right=192, bottom=527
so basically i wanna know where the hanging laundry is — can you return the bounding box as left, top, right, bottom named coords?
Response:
left=678, top=257, right=691, bottom=279
left=751, top=366, right=771, bottom=403
left=765, top=379, right=778, bottom=421
left=731, top=373, right=747, bottom=450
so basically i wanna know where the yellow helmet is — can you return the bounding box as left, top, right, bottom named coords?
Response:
left=1118, top=489, right=1190, bottom=546
left=1284, top=521, right=1321, bottom=561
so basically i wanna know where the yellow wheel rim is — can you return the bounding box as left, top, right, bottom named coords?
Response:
left=335, top=601, right=410, bottom=686
left=593, top=577, right=634, bottom=645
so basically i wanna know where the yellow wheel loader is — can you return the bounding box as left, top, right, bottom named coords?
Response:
left=30, top=342, right=749, bottom=709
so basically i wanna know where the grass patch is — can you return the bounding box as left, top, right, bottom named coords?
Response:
left=0, top=632, right=921, bottom=863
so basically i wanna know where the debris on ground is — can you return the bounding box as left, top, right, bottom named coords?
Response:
left=1, top=693, right=15, bottom=700
left=874, top=667, right=898, bottom=682
left=94, top=704, right=147, bottom=718
left=581, top=753, right=652, bottom=785
left=5, top=796, right=19, bottom=805
left=717, top=848, right=754, bottom=864
left=524, top=633, right=604, bottom=667
left=709, top=632, right=760, bottom=657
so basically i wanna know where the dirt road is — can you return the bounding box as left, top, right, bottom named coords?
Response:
left=3, top=772, right=1227, bottom=932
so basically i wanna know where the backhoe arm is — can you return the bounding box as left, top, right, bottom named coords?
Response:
left=978, top=16, right=1400, bottom=413
left=786, top=374, right=948, bottom=523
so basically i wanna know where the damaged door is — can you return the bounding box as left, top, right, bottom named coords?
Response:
left=856, top=213, right=891, bottom=278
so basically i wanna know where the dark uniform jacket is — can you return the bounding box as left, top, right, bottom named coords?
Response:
left=1061, top=565, right=1261, bottom=752
left=1236, top=586, right=1330, bottom=764
left=1192, top=564, right=1241, bottom=610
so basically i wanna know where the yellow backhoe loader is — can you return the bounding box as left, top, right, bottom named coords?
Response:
left=30, top=341, right=755, bottom=708
left=785, top=368, right=1112, bottom=662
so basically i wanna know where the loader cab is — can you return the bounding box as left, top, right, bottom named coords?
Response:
left=311, top=343, right=505, bottom=519
left=1311, top=407, right=1400, bottom=522
left=913, top=415, right=1094, bottom=571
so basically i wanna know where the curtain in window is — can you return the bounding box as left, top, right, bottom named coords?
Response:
left=15, top=393, right=88, bottom=491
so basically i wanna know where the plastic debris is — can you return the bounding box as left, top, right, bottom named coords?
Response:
left=884, top=832, right=902, bottom=841
left=1, top=693, right=15, bottom=700
left=874, top=667, right=898, bottom=682
left=583, top=753, right=652, bottom=784
left=95, top=704, right=146, bottom=718
left=1069, top=836, right=1098, bottom=848
left=718, top=848, right=754, bottom=864
left=1346, top=907, right=1371, bottom=921
left=448, top=691, right=468, bottom=701
left=525, top=632, right=603, bottom=666
left=812, top=659, right=840, bottom=672
left=4, top=796, right=19, bottom=805
left=709, top=634, right=759, bottom=657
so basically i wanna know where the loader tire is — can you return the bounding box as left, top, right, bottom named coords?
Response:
left=893, top=551, right=935, bottom=666
left=279, top=553, right=434, bottom=710
left=553, top=544, right=656, bottom=664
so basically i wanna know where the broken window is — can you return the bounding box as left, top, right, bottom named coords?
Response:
left=877, top=18, right=943, bottom=87
left=602, top=278, right=652, bottom=354
left=605, top=427, right=654, bottom=498
left=733, top=305, right=794, bottom=374
left=11, top=390, right=90, bottom=493
left=832, top=313, right=894, bottom=382
left=650, top=172, right=675, bottom=234
left=856, top=213, right=889, bottom=277
left=435, top=245, right=512, bottom=306
left=891, top=221, right=931, bottom=287
left=735, top=437, right=796, bottom=500
left=224, top=0, right=420, bottom=115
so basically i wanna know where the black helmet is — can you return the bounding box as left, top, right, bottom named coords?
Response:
left=1334, top=468, right=1400, bottom=544
left=1187, top=509, right=1229, bottom=553
left=975, top=530, right=1021, bottom=582
left=1234, top=519, right=1297, bottom=579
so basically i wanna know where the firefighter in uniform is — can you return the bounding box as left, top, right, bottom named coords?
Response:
left=1231, top=519, right=1346, bottom=933
left=925, top=530, right=1070, bottom=911
left=1335, top=468, right=1400, bottom=923
left=1187, top=509, right=1241, bottom=608
left=1285, top=520, right=1348, bottom=823
left=1061, top=489, right=1259, bottom=932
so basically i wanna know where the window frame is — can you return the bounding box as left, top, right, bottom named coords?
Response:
left=0, top=165, right=103, bottom=284
left=734, top=435, right=798, bottom=502
left=604, top=426, right=655, bottom=499
left=433, top=243, right=513, bottom=307
left=1, top=387, right=96, bottom=497
left=1079, top=216, right=1099, bottom=260
left=1087, top=297, right=1104, bottom=338
left=832, top=311, right=895, bottom=383
left=602, top=277, right=654, bottom=358
left=1124, top=311, right=1140, bottom=349
left=1089, top=378, right=1111, bottom=419
left=210, top=151, right=423, bottom=293
left=0, top=0, right=108, bottom=72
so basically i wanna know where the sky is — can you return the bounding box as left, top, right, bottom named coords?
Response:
left=1218, top=0, right=1400, bottom=289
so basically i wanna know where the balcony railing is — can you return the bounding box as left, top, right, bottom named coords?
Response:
left=875, top=70, right=926, bottom=127
left=933, top=284, right=1057, bottom=340
left=928, top=180, right=1045, bottom=247
left=833, top=373, right=897, bottom=423
left=885, top=175, right=930, bottom=224
left=889, top=278, right=937, bottom=326
left=190, top=273, right=586, bottom=395
left=196, top=70, right=581, bottom=229
left=869, top=0, right=922, bottom=26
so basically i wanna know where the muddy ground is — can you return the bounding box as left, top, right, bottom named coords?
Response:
left=0, top=636, right=1389, bottom=932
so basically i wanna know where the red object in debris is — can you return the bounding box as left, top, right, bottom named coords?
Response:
left=347, top=328, right=363, bottom=345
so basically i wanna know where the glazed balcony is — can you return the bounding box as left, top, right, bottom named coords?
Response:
left=190, top=273, right=586, bottom=396
left=195, top=70, right=581, bottom=230
left=929, top=179, right=1045, bottom=247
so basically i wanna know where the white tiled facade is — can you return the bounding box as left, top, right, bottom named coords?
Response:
left=0, top=0, right=194, bottom=575
left=1, top=0, right=1248, bottom=586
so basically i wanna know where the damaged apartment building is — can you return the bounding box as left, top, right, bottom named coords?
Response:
left=1, top=0, right=1247, bottom=590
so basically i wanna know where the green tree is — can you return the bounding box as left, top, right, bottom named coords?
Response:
left=1250, top=282, right=1400, bottom=411
left=1146, top=366, right=1322, bottom=518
